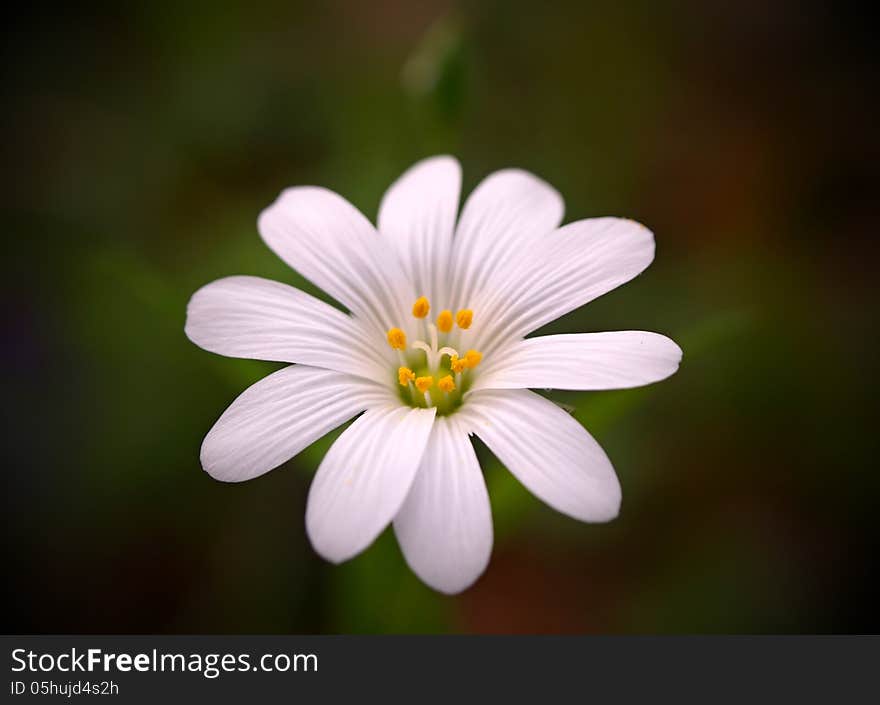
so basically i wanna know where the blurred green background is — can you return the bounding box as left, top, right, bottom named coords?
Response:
left=5, top=1, right=878, bottom=633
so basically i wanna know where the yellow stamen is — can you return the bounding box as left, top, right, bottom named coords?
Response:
left=387, top=327, right=407, bottom=350
left=455, top=309, right=473, bottom=329
left=436, top=309, right=453, bottom=333
left=450, top=354, right=465, bottom=373
left=398, top=367, right=415, bottom=387
left=438, top=375, right=455, bottom=393
left=412, top=296, right=430, bottom=319
left=415, top=375, right=434, bottom=393
left=463, top=349, right=482, bottom=369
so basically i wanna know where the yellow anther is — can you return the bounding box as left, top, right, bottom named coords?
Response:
left=387, top=327, right=407, bottom=350
left=463, top=349, right=482, bottom=369
left=450, top=354, right=465, bottom=373
left=415, top=375, right=434, bottom=393
left=455, top=309, right=473, bottom=329
left=438, top=375, right=455, bottom=393
left=398, top=367, right=415, bottom=387
left=412, top=296, right=430, bottom=319
left=436, top=309, right=453, bottom=333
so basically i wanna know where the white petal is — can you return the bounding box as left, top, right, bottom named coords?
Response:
left=393, top=416, right=492, bottom=594
left=458, top=389, right=621, bottom=522
left=475, top=331, right=682, bottom=391
left=305, top=405, right=436, bottom=564
left=200, top=365, right=393, bottom=483
left=258, top=186, right=415, bottom=335
left=449, top=168, right=563, bottom=312
left=185, top=275, right=391, bottom=380
left=378, top=156, right=461, bottom=306
left=474, top=218, right=655, bottom=354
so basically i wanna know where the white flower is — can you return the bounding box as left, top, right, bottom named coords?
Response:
left=186, top=156, right=681, bottom=594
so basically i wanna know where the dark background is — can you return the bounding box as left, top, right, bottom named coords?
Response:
left=4, top=1, right=878, bottom=633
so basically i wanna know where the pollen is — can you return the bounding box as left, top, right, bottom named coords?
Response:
left=387, top=327, right=407, bottom=350
left=437, top=375, right=455, bottom=393
left=412, top=296, right=430, bottom=319
left=398, top=367, right=415, bottom=386
left=436, top=309, right=453, bottom=333
left=450, top=354, right=465, bottom=373
left=415, top=375, right=434, bottom=393
left=455, top=309, right=473, bottom=329
left=463, top=349, right=482, bottom=369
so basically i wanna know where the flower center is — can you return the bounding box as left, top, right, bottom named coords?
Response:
left=386, top=297, right=482, bottom=415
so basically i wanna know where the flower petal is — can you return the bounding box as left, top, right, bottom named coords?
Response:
left=393, top=416, right=492, bottom=594
left=378, top=156, right=461, bottom=306
left=185, top=275, right=391, bottom=380
left=458, top=389, right=621, bottom=522
left=474, top=218, right=655, bottom=354
left=305, top=405, right=436, bottom=564
left=200, top=365, right=393, bottom=483
left=474, top=331, right=682, bottom=391
left=449, top=168, right=564, bottom=312
left=258, top=186, right=415, bottom=334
